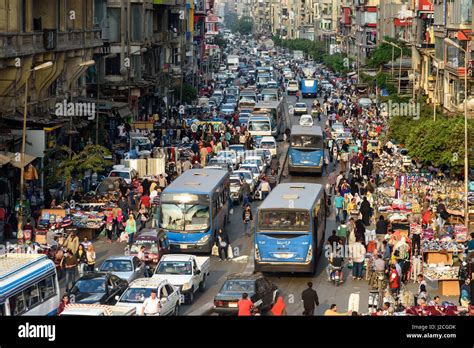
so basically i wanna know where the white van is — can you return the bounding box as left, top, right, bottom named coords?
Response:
left=258, top=136, right=277, bottom=157
left=108, top=165, right=138, bottom=185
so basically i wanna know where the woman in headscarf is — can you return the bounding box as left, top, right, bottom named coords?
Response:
left=359, top=196, right=372, bottom=227
left=348, top=218, right=357, bottom=247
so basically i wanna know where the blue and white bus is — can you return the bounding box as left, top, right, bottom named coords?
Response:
left=254, top=183, right=327, bottom=273
left=159, top=169, right=230, bottom=253
left=0, top=253, right=60, bottom=316
left=300, top=79, right=318, bottom=98
left=288, top=125, right=324, bottom=175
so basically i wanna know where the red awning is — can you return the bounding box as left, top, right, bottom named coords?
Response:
left=457, top=30, right=470, bottom=41
left=418, top=0, right=433, bottom=12
left=394, top=18, right=413, bottom=26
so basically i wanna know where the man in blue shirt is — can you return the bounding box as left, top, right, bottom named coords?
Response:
left=334, top=191, right=344, bottom=223
left=468, top=233, right=474, bottom=251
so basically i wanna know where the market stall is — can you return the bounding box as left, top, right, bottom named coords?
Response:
left=424, top=265, right=460, bottom=296
left=72, top=203, right=107, bottom=240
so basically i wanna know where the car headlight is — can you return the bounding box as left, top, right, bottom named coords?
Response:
left=306, top=245, right=313, bottom=263
left=181, top=281, right=192, bottom=291
left=255, top=244, right=261, bottom=261
left=197, top=234, right=211, bottom=245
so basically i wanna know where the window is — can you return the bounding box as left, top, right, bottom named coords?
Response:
left=9, top=292, right=26, bottom=315
left=108, top=8, right=121, bottom=43
left=131, top=4, right=142, bottom=42
left=159, top=286, right=168, bottom=299
left=105, top=54, right=121, bottom=75
left=38, top=276, right=56, bottom=301
left=25, top=284, right=40, bottom=308
left=258, top=210, right=311, bottom=231
left=165, top=285, right=175, bottom=295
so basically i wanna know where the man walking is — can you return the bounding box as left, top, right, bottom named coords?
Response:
left=301, top=282, right=319, bottom=316
left=62, top=249, right=78, bottom=292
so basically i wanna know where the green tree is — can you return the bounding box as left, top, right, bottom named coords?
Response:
left=367, top=36, right=411, bottom=69
left=235, top=16, right=253, bottom=35
left=225, top=12, right=238, bottom=31
left=174, top=83, right=197, bottom=104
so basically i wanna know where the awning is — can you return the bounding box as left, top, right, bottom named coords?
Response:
left=347, top=71, right=357, bottom=77
left=457, top=30, right=470, bottom=41
left=0, top=152, right=37, bottom=168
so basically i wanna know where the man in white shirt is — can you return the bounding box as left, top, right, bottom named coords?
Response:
left=141, top=289, right=161, bottom=316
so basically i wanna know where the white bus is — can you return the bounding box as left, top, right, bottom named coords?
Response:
left=0, top=253, right=60, bottom=316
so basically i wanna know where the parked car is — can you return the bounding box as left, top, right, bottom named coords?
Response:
left=116, top=278, right=181, bottom=316
left=69, top=272, right=128, bottom=305
left=98, top=255, right=147, bottom=283
left=213, top=273, right=279, bottom=315
left=152, top=254, right=210, bottom=304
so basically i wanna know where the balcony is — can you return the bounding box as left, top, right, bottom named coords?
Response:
left=0, top=29, right=102, bottom=59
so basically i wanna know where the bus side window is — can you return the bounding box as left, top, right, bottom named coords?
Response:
left=38, top=276, right=56, bottom=301
left=24, top=284, right=40, bottom=308
left=9, top=292, right=26, bottom=315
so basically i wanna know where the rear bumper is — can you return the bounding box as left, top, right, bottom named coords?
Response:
left=254, top=261, right=314, bottom=273
left=213, top=306, right=238, bottom=315
left=288, top=164, right=322, bottom=173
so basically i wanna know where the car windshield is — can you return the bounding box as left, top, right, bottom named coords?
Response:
left=240, top=165, right=258, bottom=174
left=235, top=172, right=252, bottom=181
left=100, top=260, right=133, bottom=272
left=249, top=121, right=271, bottom=131
left=300, top=117, right=313, bottom=126
left=262, top=94, right=277, bottom=101
left=72, top=278, right=106, bottom=294
left=160, top=203, right=210, bottom=232
left=156, top=261, right=192, bottom=275
left=130, top=241, right=159, bottom=254
left=260, top=141, right=275, bottom=149
left=290, top=135, right=323, bottom=149
left=109, top=171, right=130, bottom=179
left=221, top=280, right=255, bottom=293
left=295, top=103, right=306, bottom=108
left=119, top=288, right=153, bottom=303
left=258, top=210, right=311, bottom=231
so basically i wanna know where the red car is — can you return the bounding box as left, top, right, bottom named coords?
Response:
left=130, top=229, right=170, bottom=270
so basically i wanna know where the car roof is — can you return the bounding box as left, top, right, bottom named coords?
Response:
left=128, top=278, right=169, bottom=288
left=291, top=125, right=323, bottom=136
left=77, top=272, right=109, bottom=280
left=160, top=254, right=194, bottom=262
left=260, top=136, right=276, bottom=142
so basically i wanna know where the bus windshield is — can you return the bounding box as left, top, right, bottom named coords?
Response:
left=160, top=203, right=210, bottom=232
left=262, top=94, right=277, bottom=102
left=258, top=210, right=311, bottom=232
left=290, top=135, right=323, bottom=149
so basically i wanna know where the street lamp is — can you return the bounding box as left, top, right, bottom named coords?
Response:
left=20, top=61, right=53, bottom=220
left=444, top=37, right=469, bottom=228
left=382, top=40, right=403, bottom=93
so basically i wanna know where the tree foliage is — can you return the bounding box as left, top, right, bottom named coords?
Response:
left=367, top=36, right=411, bottom=69
left=174, top=83, right=197, bottom=104
left=232, top=16, right=253, bottom=35
left=273, top=38, right=327, bottom=62
left=322, top=53, right=350, bottom=74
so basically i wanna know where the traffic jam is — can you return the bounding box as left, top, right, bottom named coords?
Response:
left=3, top=32, right=470, bottom=319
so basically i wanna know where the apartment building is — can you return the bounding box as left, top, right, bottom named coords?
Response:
left=0, top=0, right=102, bottom=122
left=315, top=0, right=339, bottom=45
left=433, top=0, right=472, bottom=112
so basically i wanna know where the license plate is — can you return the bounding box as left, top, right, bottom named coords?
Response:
left=179, top=244, right=188, bottom=249
left=228, top=302, right=238, bottom=308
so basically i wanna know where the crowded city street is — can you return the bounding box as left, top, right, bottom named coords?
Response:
left=1, top=0, right=474, bottom=324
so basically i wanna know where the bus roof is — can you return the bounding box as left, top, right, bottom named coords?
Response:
left=259, top=183, right=324, bottom=211
left=162, top=169, right=229, bottom=196
left=0, top=254, right=55, bottom=303
left=291, top=125, right=323, bottom=137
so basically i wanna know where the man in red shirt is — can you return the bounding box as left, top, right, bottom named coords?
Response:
left=237, top=293, right=254, bottom=316
left=389, top=264, right=400, bottom=298
left=140, top=194, right=151, bottom=208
